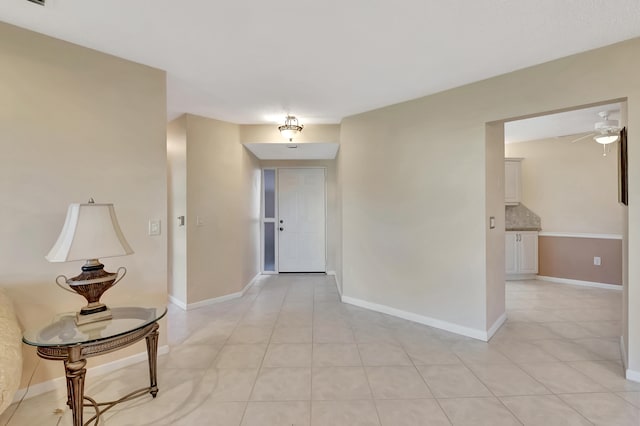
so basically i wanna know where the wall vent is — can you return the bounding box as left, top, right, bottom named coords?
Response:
left=27, top=0, right=45, bottom=5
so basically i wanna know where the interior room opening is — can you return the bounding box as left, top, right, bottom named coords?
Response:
left=498, top=99, right=628, bottom=367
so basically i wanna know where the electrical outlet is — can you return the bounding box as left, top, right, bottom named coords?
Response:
left=196, top=216, right=204, bottom=227
left=594, top=256, right=601, bottom=266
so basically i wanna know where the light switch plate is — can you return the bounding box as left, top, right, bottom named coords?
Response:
left=149, top=220, right=161, bottom=236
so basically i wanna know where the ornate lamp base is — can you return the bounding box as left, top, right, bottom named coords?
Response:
left=76, top=308, right=112, bottom=326
left=55, top=259, right=126, bottom=325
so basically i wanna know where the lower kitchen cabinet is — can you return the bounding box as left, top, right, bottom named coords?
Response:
left=506, top=231, right=538, bottom=276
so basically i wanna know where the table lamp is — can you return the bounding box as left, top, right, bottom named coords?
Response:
left=46, top=199, right=133, bottom=325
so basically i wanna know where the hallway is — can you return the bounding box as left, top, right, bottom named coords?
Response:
left=4, top=275, right=639, bottom=425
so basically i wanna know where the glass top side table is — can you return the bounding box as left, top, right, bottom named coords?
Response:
left=23, top=305, right=167, bottom=426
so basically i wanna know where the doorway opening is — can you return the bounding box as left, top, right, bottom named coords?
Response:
left=503, top=101, right=625, bottom=288
left=495, top=99, right=628, bottom=372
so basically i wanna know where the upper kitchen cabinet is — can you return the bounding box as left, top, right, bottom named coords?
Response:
left=505, top=158, right=523, bottom=205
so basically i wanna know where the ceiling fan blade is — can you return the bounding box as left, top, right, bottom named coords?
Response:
left=571, top=133, right=595, bottom=143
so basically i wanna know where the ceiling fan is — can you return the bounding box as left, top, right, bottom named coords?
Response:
left=571, top=110, right=622, bottom=156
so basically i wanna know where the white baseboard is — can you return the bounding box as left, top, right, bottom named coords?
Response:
left=538, top=232, right=623, bottom=240
left=621, top=336, right=628, bottom=370
left=487, top=312, right=508, bottom=340
left=13, top=345, right=170, bottom=403
left=626, top=368, right=640, bottom=383
left=168, top=294, right=187, bottom=310
left=537, top=275, right=622, bottom=291
left=341, top=295, right=491, bottom=341
left=506, top=273, right=537, bottom=281
left=326, top=271, right=342, bottom=297
left=171, top=273, right=261, bottom=311
left=618, top=336, right=640, bottom=383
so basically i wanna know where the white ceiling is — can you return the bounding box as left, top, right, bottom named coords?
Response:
left=504, top=103, right=622, bottom=144
left=2, top=1, right=640, bottom=126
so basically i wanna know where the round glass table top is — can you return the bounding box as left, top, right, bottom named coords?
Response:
left=22, top=305, right=167, bottom=347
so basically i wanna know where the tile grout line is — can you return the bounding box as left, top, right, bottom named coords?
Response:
left=146, top=295, right=250, bottom=424
left=354, top=320, right=383, bottom=426
left=453, top=349, right=529, bottom=426
left=552, top=393, right=607, bottom=425
left=5, top=276, right=629, bottom=425
left=476, top=326, right=609, bottom=425
left=409, top=345, right=459, bottom=426
left=499, top=284, right=621, bottom=425
left=236, top=276, right=277, bottom=426
left=309, top=278, right=316, bottom=426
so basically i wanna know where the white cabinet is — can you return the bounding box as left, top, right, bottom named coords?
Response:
left=505, top=231, right=538, bottom=276
left=505, top=159, right=522, bottom=205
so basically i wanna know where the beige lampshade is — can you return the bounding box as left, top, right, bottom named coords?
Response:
left=46, top=203, right=134, bottom=262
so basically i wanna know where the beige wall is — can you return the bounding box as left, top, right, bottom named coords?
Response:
left=340, top=100, right=487, bottom=334
left=539, top=236, right=622, bottom=285
left=505, top=136, right=623, bottom=234
left=339, top=37, right=640, bottom=374
left=0, top=23, right=167, bottom=386
left=167, top=116, right=187, bottom=303
left=184, top=115, right=261, bottom=304
left=260, top=160, right=338, bottom=273
left=486, top=123, right=506, bottom=330
left=335, top=149, right=344, bottom=293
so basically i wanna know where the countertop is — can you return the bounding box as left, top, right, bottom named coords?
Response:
left=505, top=204, right=541, bottom=232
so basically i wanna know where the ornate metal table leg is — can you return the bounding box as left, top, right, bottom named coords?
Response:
left=66, top=346, right=87, bottom=426
left=63, top=360, right=72, bottom=408
left=145, top=323, right=160, bottom=397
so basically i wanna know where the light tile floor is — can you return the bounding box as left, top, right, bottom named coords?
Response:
left=3, top=276, right=640, bottom=425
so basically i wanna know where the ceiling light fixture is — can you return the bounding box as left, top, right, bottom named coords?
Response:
left=593, top=111, right=621, bottom=156
left=278, top=115, right=303, bottom=141
left=593, top=111, right=620, bottom=145
left=593, top=132, right=619, bottom=145
left=571, top=110, right=621, bottom=156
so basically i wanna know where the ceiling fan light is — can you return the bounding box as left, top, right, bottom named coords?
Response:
left=594, top=134, right=619, bottom=144
left=594, top=119, right=619, bottom=131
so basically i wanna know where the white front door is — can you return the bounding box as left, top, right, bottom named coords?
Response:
left=278, top=168, right=326, bottom=272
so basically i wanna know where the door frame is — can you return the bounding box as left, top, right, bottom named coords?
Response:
left=260, top=166, right=328, bottom=274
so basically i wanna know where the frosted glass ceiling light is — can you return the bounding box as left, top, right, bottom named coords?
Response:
left=594, top=130, right=619, bottom=157
left=278, top=115, right=303, bottom=141
left=593, top=132, right=619, bottom=145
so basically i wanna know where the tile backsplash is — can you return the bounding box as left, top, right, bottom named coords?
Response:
left=505, top=204, right=541, bottom=230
